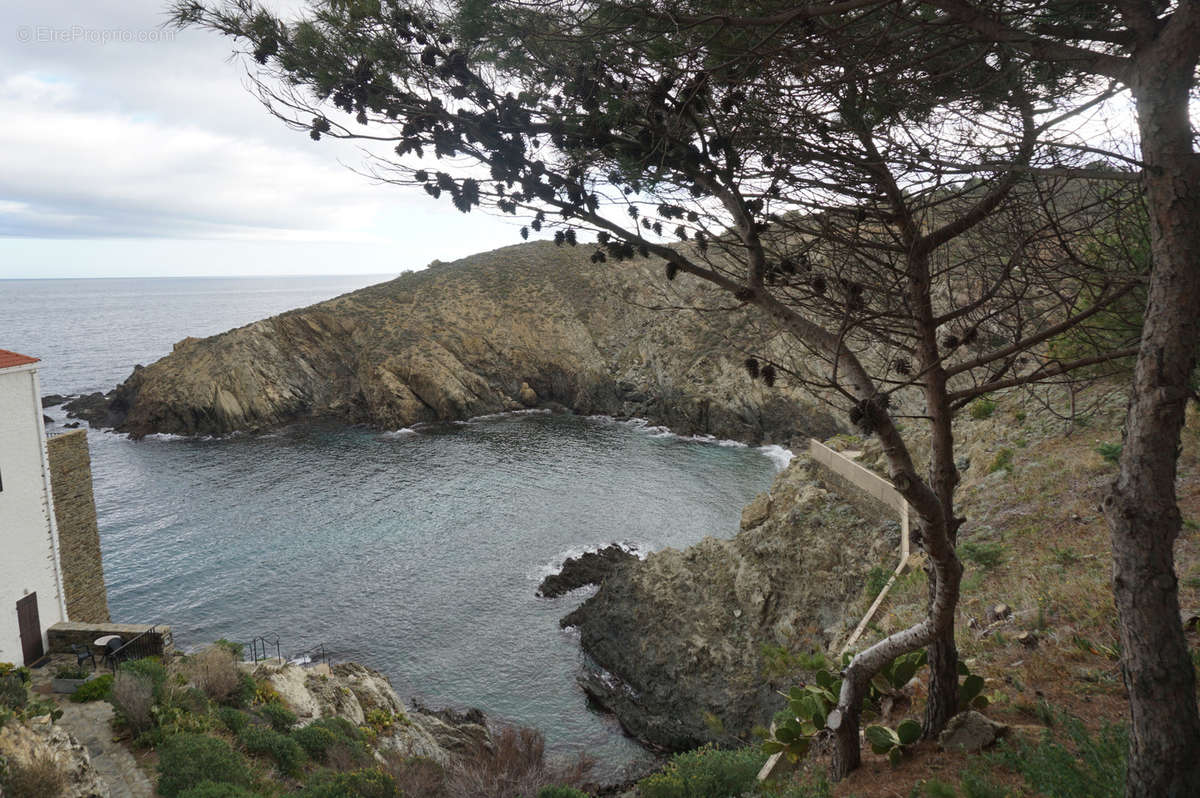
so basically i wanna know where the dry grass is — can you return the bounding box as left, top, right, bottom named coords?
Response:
left=0, top=750, right=68, bottom=798
left=111, top=671, right=156, bottom=735
left=442, top=724, right=593, bottom=798
left=185, top=646, right=242, bottom=704
left=808, top=384, right=1200, bottom=796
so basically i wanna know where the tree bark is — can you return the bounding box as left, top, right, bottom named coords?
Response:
left=1103, top=41, right=1200, bottom=798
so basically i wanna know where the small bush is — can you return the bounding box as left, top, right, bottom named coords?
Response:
left=0, top=750, right=69, bottom=798
left=189, top=647, right=243, bottom=705
left=218, top=707, right=251, bottom=736
left=55, top=665, right=91, bottom=680
left=297, top=768, right=400, bottom=798
left=383, top=753, right=446, bottom=795
left=213, top=639, right=245, bottom=660
left=959, top=767, right=1009, bottom=798
left=120, top=658, right=168, bottom=700
left=987, top=447, right=1014, bottom=474
left=111, top=671, right=156, bottom=735
left=991, top=709, right=1126, bottom=798
left=970, top=397, right=997, bottom=419
left=226, top=672, right=257, bottom=708
left=156, top=734, right=252, bottom=798
left=864, top=566, right=889, bottom=596
left=258, top=700, right=297, bottom=732
left=959, top=540, right=1006, bottom=570
left=293, top=723, right=339, bottom=761
left=176, top=782, right=258, bottom=798
left=538, top=788, right=591, bottom=798
left=637, top=745, right=767, bottom=798
left=238, top=725, right=306, bottom=777
left=70, top=673, right=113, bottom=703
left=1096, top=442, right=1123, bottom=465
left=0, top=664, right=31, bottom=684
left=0, top=673, right=28, bottom=710
left=446, top=724, right=592, bottom=798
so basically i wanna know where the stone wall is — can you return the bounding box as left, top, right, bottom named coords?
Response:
left=47, top=622, right=172, bottom=658
left=46, top=430, right=110, bottom=623
left=807, top=438, right=904, bottom=527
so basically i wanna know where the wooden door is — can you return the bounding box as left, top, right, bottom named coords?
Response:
left=16, top=593, right=42, bottom=665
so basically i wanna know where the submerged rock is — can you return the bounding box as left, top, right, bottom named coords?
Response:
left=537, top=545, right=638, bottom=598
left=562, top=455, right=899, bottom=751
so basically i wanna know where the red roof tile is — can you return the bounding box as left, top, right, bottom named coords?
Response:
left=0, top=349, right=39, bottom=369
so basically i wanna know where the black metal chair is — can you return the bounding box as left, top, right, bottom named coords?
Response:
left=102, top=637, right=125, bottom=670
left=71, top=643, right=96, bottom=671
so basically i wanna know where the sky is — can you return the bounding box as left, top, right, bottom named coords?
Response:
left=0, top=0, right=521, bottom=279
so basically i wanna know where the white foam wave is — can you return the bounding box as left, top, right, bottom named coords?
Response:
left=528, top=540, right=648, bottom=582
left=466, top=408, right=553, bottom=423
left=381, top=427, right=419, bottom=438
left=758, top=444, right=794, bottom=471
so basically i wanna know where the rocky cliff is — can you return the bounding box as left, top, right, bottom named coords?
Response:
left=89, top=242, right=836, bottom=445
left=559, top=452, right=901, bottom=751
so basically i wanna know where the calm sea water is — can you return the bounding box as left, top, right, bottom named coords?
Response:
left=3, top=275, right=782, bottom=776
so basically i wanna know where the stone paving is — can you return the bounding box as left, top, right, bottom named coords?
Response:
left=28, top=654, right=154, bottom=798
left=55, top=701, right=154, bottom=798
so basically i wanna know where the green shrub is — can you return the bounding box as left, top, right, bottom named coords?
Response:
left=959, top=767, right=1009, bottom=798
left=757, top=776, right=831, bottom=797
left=538, top=787, right=591, bottom=798
left=638, top=745, right=767, bottom=798
left=959, top=540, right=1006, bottom=570
left=310, top=715, right=365, bottom=742
left=0, top=664, right=31, bottom=684
left=120, top=658, right=168, bottom=700
left=176, top=781, right=259, bottom=798
left=1096, top=442, right=1123, bottom=465
left=864, top=566, right=889, bottom=596
left=0, top=674, right=28, bottom=710
left=257, top=700, right=297, bottom=732
left=297, top=768, right=400, bottom=798
left=55, top=665, right=91, bottom=680
left=293, top=723, right=339, bottom=761
left=218, top=707, right=251, bottom=736
left=213, top=639, right=245, bottom=660
left=991, top=709, right=1126, bottom=798
left=987, top=447, right=1014, bottom=475
left=970, top=397, right=997, bottom=420
left=156, top=733, right=252, bottom=798
left=223, top=672, right=257, bottom=708
left=238, top=725, right=306, bottom=777
left=70, top=673, right=113, bottom=703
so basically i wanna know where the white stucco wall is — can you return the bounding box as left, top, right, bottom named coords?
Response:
left=0, top=362, right=67, bottom=664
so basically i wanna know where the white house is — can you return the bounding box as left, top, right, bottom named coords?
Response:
left=0, top=349, right=68, bottom=666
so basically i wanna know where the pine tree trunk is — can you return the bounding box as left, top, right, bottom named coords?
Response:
left=924, top=607, right=959, bottom=735
left=1104, top=50, right=1200, bottom=798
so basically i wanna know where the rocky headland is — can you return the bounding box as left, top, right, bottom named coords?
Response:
left=559, top=453, right=900, bottom=751
left=78, top=241, right=837, bottom=446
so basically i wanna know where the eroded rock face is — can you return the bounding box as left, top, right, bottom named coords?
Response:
left=258, top=661, right=488, bottom=764
left=0, top=715, right=109, bottom=798
left=89, top=242, right=836, bottom=444
left=561, top=455, right=900, bottom=751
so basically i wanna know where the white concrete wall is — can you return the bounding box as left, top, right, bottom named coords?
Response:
left=0, top=363, right=66, bottom=664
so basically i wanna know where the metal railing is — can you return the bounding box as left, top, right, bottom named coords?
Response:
left=249, top=634, right=281, bottom=664
left=107, top=626, right=165, bottom=671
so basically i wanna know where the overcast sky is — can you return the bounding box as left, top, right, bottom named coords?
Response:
left=0, top=0, right=521, bottom=279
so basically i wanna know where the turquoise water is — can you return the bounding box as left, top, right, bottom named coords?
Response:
left=7, top=276, right=782, bottom=776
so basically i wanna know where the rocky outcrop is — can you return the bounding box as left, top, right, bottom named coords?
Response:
left=560, top=455, right=902, bottom=751
left=0, top=714, right=109, bottom=798
left=86, top=242, right=837, bottom=444
left=258, top=661, right=488, bottom=764
left=537, top=545, right=638, bottom=598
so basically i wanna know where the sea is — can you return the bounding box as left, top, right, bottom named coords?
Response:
left=2, top=275, right=785, bottom=778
